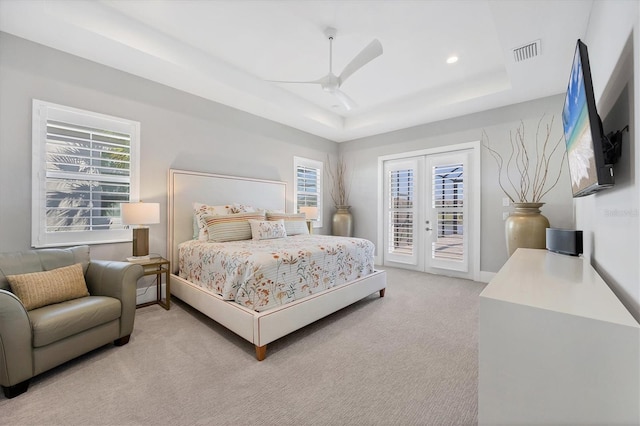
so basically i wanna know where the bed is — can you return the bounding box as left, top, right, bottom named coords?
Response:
left=168, top=169, right=387, bottom=360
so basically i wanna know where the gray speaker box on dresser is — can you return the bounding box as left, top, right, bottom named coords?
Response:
left=546, top=228, right=583, bottom=256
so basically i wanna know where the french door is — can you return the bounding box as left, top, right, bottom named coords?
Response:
left=384, top=158, right=421, bottom=266
left=382, top=148, right=475, bottom=279
left=425, top=152, right=468, bottom=273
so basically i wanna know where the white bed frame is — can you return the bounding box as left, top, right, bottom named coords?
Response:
left=167, top=169, right=386, bottom=360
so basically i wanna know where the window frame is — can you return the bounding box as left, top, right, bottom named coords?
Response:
left=31, top=99, right=140, bottom=247
left=293, top=156, right=323, bottom=228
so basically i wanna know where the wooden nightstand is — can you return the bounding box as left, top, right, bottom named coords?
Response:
left=128, top=257, right=170, bottom=310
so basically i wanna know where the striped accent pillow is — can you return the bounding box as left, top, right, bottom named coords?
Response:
left=6, top=263, right=89, bottom=311
left=193, top=202, right=233, bottom=240
left=204, top=212, right=266, bottom=242
left=266, top=212, right=309, bottom=236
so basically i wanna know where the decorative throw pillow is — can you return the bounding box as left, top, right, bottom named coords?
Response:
left=6, top=263, right=89, bottom=311
left=204, top=212, right=266, bottom=242
left=266, top=212, right=309, bottom=236
left=230, top=203, right=256, bottom=214
left=249, top=219, right=287, bottom=241
left=193, top=202, right=232, bottom=240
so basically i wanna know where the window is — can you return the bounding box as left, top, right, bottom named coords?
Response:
left=32, top=100, right=140, bottom=247
left=293, top=156, right=322, bottom=227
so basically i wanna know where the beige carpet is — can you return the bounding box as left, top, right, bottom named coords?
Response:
left=0, top=267, right=486, bottom=425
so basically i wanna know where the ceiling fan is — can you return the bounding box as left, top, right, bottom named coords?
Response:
left=269, top=27, right=383, bottom=111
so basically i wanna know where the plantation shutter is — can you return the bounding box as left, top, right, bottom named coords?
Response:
left=45, top=121, right=132, bottom=232
left=384, top=158, right=420, bottom=265
left=431, top=163, right=464, bottom=262
left=293, top=157, right=323, bottom=226
left=296, top=165, right=319, bottom=208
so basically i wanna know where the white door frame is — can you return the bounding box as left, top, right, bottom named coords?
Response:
left=377, top=141, right=481, bottom=281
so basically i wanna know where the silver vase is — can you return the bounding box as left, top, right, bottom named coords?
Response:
left=332, top=205, right=353, bottom=237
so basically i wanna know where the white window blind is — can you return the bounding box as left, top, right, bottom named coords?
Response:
left=32, top=100, right=140, bottom=247
left=293, top=157, right=322, bottom=226
left=297, top=166, right=319, bottom=206
left=389, top=168, right=415, bottom=256
left=431, top=163, right=464, bottom=261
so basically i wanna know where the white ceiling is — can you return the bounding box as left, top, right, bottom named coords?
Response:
left=0, top=0, right=593, bottom=142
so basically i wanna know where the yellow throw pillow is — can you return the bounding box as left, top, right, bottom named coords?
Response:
left=7, top=263, right=89, bottom=310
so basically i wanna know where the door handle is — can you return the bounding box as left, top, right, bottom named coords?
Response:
left=425, top=227, right=432, bottom=231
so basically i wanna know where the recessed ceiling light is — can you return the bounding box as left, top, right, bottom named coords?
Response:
left=446, top=56, right=459, bottom=64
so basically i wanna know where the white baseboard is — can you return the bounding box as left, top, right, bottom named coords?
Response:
left=374, top=259, right=496, bottom=283
left=479, top=271, right=496, bottom=283
left=136, top=283, right=167, bottom=305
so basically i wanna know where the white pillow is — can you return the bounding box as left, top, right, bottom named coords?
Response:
left=230, top=203, right=256, bottom=213
left=249, top=219, right=287, bottom=241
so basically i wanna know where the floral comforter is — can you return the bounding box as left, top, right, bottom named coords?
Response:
left=178, top=234, right=375, bottom=312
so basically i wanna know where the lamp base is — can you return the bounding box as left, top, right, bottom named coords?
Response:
left=132, top=227, right=149, bottom=257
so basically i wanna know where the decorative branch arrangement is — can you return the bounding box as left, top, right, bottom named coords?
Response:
left=481, top=115, right=567, bottom=203
left=326, top=155, right=351, bottom=207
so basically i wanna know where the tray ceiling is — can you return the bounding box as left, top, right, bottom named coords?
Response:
left=0, top=0, right=593, bottom=142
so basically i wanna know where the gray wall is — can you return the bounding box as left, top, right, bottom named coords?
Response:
left=577, top=0, right=639, bottom=321
left=2, top=0, right=638, bottom=323
left=0, top=32, right=336, bottom=261
left=340, top=95, right=574, bottom=274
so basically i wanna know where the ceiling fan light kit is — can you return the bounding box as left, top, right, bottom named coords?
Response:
left=269, top=27, right=383, bottom=111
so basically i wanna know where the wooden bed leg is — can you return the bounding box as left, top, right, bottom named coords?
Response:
left=255, top=345, right=267, bottom=361
left=379, top=288, right=386, bottom=297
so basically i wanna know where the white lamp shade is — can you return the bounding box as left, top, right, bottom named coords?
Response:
left=121, top=202, right=160, bottom=225
left=299, top=206, right=319, bottom=220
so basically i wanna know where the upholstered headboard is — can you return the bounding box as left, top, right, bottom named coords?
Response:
left=167, top=169, right=287, bottom=273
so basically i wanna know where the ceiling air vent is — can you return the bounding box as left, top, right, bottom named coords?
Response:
left=513, top=40, right=541, bottom=62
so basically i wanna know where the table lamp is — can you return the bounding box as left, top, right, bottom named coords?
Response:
left=299, top=206, right=318, bottom=234
left=121, top=202, right=160, bottom=259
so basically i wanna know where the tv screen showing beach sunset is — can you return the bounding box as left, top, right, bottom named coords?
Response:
left=562, top=46, right=597, bottom=195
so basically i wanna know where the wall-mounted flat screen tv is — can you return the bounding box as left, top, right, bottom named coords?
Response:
left=561, top=39, right=614, bottom=197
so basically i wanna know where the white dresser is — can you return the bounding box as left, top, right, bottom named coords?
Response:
left=479, top=248, right=640, bottom=425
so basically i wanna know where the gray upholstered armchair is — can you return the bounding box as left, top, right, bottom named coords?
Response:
left=0, top=245, right=143, bottom=398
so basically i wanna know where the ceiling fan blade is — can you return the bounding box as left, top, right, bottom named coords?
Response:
left=338, top=39, right=383, bottom=86
left=333, top=89, right=358, bottom=111
left=267, top=79, right=324, bottom=85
